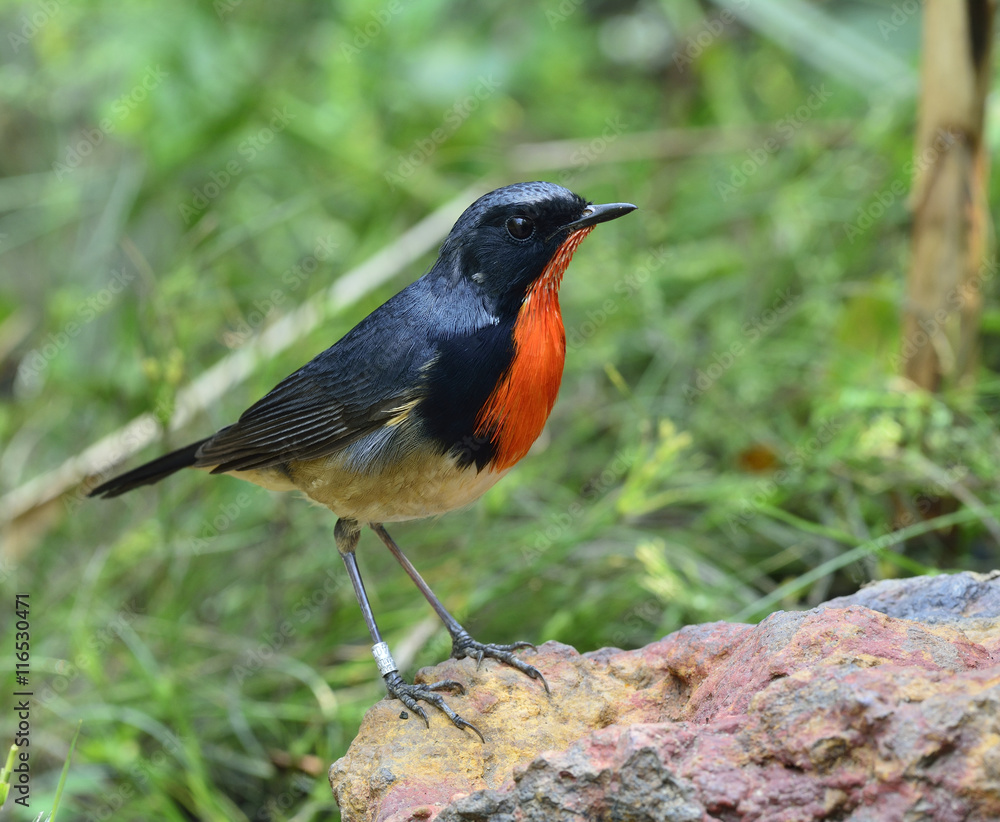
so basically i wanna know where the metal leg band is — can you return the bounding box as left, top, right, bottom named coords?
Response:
left=372, top=641, right=398, bottom=677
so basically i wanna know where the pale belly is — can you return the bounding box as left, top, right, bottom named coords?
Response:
left=228, top=450, right=507, bottom=523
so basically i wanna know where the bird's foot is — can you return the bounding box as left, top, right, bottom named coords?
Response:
left=451, top=629, right=550, bottom=694
left=383, top=671, right=484, bottom=742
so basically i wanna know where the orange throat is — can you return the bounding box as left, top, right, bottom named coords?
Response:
left=476, top=226, right=595, bottom=471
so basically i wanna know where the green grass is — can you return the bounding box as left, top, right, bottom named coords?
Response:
left=2, top=1, right=999, bottom=819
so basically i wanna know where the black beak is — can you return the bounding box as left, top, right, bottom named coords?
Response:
left=550, top=202, right=637, bottom=240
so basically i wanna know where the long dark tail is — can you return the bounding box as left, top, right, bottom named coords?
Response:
left=88, top=438, right=211, bottom=498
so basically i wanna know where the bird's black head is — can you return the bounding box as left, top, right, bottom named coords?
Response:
left=436, top=181, right=636, bottom=315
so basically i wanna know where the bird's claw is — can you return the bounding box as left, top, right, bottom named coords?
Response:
left=451, top=632, right=550, bottom=694
left=383, top=671, right=484, bottom=742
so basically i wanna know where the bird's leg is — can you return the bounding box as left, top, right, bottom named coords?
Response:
left=335, top=518, right=483, bottom=740
left=370, top=522, right=549, bottom=694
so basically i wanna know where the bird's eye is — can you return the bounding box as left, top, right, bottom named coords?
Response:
left=505, top=216, right=534, bottom=241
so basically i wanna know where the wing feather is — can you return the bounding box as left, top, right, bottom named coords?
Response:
left=193, top=295, right=431, bottom=473
left=189, top=272, right=499, bottom=476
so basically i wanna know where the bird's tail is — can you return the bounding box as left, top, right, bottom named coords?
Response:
left=88, top=438, right=210, bottom=498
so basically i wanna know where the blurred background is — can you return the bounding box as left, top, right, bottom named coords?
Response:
left=1, top=0, right=998, bottom=819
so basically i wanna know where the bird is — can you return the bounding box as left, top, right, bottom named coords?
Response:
left=89, top=181, right=637, bottom=739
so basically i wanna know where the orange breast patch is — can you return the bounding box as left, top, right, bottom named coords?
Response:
left=475, top=226, right=595, bottom=471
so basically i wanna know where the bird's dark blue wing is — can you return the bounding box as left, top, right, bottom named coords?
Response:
left=194, top=287, right=437, bottom=473
left=193, top=272, right=503, bottom=474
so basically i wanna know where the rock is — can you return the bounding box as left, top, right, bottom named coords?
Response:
left=819, top=569, right=1000, bottom=647
left=329, top=572, right=1000, bottom=821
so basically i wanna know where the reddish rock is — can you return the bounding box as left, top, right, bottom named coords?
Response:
left=330, top=571, right=1000, bottom=821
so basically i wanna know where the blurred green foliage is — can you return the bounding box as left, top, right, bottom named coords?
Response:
left=1, top=0, right=998, bottom=819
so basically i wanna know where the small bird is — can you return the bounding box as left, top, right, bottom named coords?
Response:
left=90, top=181, right=636, bottom=739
